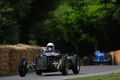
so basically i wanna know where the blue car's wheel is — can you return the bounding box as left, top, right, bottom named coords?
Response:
left=108, top=55, right=112, bottom=65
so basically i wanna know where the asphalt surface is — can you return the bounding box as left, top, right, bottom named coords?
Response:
left=0, top=65, right=120, bottom=80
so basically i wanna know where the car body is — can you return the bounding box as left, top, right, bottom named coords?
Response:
left=89, top=51, right=112, bottom=65
left=93, top=52, right=110, bottom=62
left=18, top=49, right=80, bottom=77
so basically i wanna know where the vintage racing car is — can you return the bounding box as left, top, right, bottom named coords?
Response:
left=18, top=49, right=80, bottom=77
left=89, top=50, right=112, bottom=65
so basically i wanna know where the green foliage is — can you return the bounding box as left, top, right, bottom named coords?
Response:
left=0, top=0, right=32, bottom=44
left=41, top=0, right=120, bottom=56
left=0, top=1, right=18, bottom=44
left=0, top=0, right=120, bottom=57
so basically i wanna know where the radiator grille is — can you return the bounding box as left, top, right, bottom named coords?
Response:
left=36, top=56, right=47, bottom=70
left=99, top=56, right=104, bottom=61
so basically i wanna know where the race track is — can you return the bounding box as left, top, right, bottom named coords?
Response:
left=0, top=65, right=120, bottom=80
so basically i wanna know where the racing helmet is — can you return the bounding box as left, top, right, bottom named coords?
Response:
left=47, top=42, right=54, bottom=51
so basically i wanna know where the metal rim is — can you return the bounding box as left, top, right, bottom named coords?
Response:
left=65, top=59, right=69, bottom=73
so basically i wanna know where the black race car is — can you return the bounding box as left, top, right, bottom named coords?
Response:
left=18, top=49, right=80, bottom=77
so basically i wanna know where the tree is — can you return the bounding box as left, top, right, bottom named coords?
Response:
left=42, top=0, right=120, bottom=57
left=0, top=1, right=19, bottom=44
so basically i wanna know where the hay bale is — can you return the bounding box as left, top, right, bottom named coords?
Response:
left=0, top=46, right=10, bottom=74
left=9, top=46, right=24, bottom=74
left=33, top=47, right=42, bottom=59
left=40, top=47, right=47, bottom=50
left=80, top=56, right=89, bottom=66
left=9, top=44, right=42, bottom=74
left=0, top=44, right=44, bottom=74
left=109, top=51, right=115, bottom=65
left=106, top=51, right=115, bottom=65
left=26, top=47, right=35, bottom=64
left=114, top=50, right=120, bottom=65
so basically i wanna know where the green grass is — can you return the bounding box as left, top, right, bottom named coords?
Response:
left=66, top=73, right=120, bottom=80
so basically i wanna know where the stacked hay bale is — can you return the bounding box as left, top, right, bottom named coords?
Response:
left=114, top=50, right=120, bottom=65
left=80, top=56, right=89, bottom=66
left=9, top=44, right=43, bottom=74
left=0, top=44, right=44, bottom=74
left=106, top=51, right=115, bottom=65
left=106, top=50, right=120, bottom=65
left=31, top=46, right=46, bottom=61
left=9, top=45, right=28, bottom=74
left=109, top=51, right=115, bottom=65
left=0, top=45, right=10, bottom=74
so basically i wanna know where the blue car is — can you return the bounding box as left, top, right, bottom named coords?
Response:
left=90, top=50, right=112, bottom=65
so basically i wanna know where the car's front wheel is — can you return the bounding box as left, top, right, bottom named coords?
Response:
left=60, top=56, right=69, bottom=75
left=18, top=57, right=28, bottom=77
left=71, top=54, right=80, bottom=74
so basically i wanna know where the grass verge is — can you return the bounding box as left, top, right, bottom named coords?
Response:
left=66, top=73, right=120, bottom=80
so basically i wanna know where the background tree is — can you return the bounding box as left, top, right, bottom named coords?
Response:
left=0, top=0, right=120, bottom=57
left=0, top=1, right=19, bottom=44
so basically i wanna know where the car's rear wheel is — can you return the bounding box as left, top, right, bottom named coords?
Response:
left=71, top=54, right=80, bottom=74
left=108, top=55, right=112, bottom=65
left=18, top=57, right=28, bottom=77
left=61, top=56, right=69, bottom=75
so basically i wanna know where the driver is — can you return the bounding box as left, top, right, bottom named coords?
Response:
left=47, top=42, right=54, bottom=51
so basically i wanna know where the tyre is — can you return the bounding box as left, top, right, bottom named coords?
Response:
left=108, top=55, right=112, bottom=65
left=35, top=71, right=42, bottom=75
left=60, top=56, right=69, bottom=75
left=71, top=54, right=80, bottom=74
left=18, top=57, right=28, bottom=77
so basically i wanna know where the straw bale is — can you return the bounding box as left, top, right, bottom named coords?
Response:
left=105, top=51, right=115, bottom=65
left=0, top=44, right=45, bottom=74
left=0, top=61, right=9, bottom=66
left=19, top=49, right=28, bottom=59
left=26, top=47, right=37, bottom=63
left=0, top=69, right=9, bottom=74
left=0, top=58, right=9, bottom=63
left=0, top=64, right=9, bottom=69
left=0, top=46, right=10, bottom=74
left=80, top=56, right=89, bottom=66
left=40, top=47, right=47, bottom=50
left=109, top=51, right=115, bottom=65
left=114, top=50, right=120, bottom=65
left=9, top=65, right=18, bottom=74
left=9, top=46, right=28, bottom=74
left=32, top=47, right=42, bottom=60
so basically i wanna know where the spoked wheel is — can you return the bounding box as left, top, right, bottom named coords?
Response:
left=61, top=56, right=69, bottom=75
left=18, top=57, right=28, bottom=77
left=71, top=54, right=80, bottom=74
left=35, top=70, right=42, bottom=75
